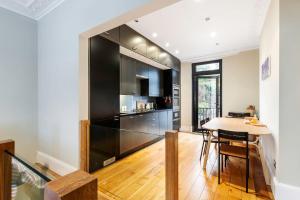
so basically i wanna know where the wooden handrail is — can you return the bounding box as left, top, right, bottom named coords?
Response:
left=165, top=131, right=178, bottom=200
left=0, top=140, right=15, bottom=200
left=80, top=120, right=90, bottom=172
left=44, top=170, right=97, bottom=200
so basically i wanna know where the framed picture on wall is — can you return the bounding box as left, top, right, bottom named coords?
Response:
left=262, top=57, right=271, bottom=80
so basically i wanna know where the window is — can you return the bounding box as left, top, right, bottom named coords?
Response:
left=195, top=62, right=220, bottom=72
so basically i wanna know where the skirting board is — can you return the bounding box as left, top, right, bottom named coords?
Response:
left=180, top=125, right=193, bottom=132
left=36, top=151, right=78, bottom=176
left=273, top=177, right=300, bottom=200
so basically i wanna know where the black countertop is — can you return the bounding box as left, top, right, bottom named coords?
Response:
left=120, top=108, right=172, bottom=117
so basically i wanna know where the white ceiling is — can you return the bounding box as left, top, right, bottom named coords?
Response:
left=128, top=0, right=271, bottom=62
left=0, top=0, right=65, bottom=19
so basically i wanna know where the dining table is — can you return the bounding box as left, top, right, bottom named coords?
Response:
left=202, top=117, right=271, bottom=169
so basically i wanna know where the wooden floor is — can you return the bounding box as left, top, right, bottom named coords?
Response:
left=94, top=132, right=274, bottom=200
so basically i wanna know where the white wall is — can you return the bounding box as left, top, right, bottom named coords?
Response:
left=37, top=0, right=179, bottom=174
left=180, top=50, right=259, bottom=132
left=223, top=50, right=259, bottom=116
left=180, top=62, right=192, bottom=132
left=0, top=7, right=37, bottom=162
left=259, top=0, right=279, bottom=186
left=278, top=0, right=300, bottom=188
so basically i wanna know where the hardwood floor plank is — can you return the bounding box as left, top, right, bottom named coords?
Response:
left=93, top=133, right=274, bottom=200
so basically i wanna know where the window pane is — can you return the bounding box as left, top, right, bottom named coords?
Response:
left=195, top=62, right=219, bottom=72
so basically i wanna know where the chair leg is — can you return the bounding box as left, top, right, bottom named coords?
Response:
left=246, top=158, right=249, bottom=193
left=200, top=141, right=205, bottom=161
left=221, top=155, right=223, bottom=172
left=218, top=152, right=220, bottom=184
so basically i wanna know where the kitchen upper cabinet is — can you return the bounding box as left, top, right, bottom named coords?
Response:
left=149, top=66, right=163, bottom=97
left=147, top=41, right=160, bottom=62
left=100, top=27, right=120, bottom=44
left=120, top=55, right=136, bottom=95
left=136, top=61, right=149, bottom=78
left=120, top=25, right=147, bottom=56
left=172, top=56, right=181, bottom=71
left=172, top=70, right=180, bottom=85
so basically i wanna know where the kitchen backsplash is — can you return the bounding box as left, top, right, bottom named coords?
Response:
left=120, top=95, right=156, bottom=112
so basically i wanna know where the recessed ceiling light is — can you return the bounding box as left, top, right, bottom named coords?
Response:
left=175, top=50, right=180, bottom=54
left=152, top=32, right=158, bottom=38
left=134, top=19, right=139, bottom=23
left=194, top=0, right=204, bottom=3
left=210, top=32, right=217, bottom=38
left=165, top=42, right=170, bottom=47
left=205, top=17, right=211, bottom=22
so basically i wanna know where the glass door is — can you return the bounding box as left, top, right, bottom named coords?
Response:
left=192, top=60, right=222, bottom=131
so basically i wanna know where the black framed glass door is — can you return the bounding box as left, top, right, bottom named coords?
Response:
left=192, top=60, right=222, bottom=131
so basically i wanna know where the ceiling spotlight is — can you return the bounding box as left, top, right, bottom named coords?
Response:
left=194, top=0, right=204, bottom=3
left=205, top=17, right=211, bottom=22
left=134, top=19, right=139, bottom=23
left=210, top=32, right=217, bottom=38
left=175, top=50, right=180, bottom=54
left=165, top=42, right=170, bottom=47
left=152, top=32, right=158, bottom=38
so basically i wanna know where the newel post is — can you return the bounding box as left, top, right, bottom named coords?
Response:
left=0, top=140, right=15, bottom=200
left=44, top=170, right=97, bottom=200
left=165, top=131, right=178, bottom=200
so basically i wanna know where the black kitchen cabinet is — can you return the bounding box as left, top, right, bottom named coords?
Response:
left=147, top=41, right=160, bottom=62
left=89, top=36, right=120, bottom=172
left=173, top=70, right=180, bottom=85
left=146, top=112, right=159, bottom=135
left=120, top=55, right=136, bottom=95
left=120, top=113, right=160, bottom=155
left=149, top=66, right=163, bottom=97
left=167, top=110, right=173, bottom=130
left=136, top=60, right=149, bottom=78
left=120, top=25, right=147, bottom=56
left=159, top=111, right=168, bottom=135
left=100, top=27, right=120, bottom=44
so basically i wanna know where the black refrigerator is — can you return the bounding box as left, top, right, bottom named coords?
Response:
left=89, top=36, right=120, bottom=172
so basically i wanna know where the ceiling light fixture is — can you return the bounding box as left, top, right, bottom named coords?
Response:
left=210, top=32, right=217, bottom=38
left=205, top=17, right=211, bottom=22
left=134, top=19, right=139, bottom=23
left=152, top=32, right=158, bottom=38
left=165, top=42, right=170, bottom=47
left=175, top=50, right=180, bottom=54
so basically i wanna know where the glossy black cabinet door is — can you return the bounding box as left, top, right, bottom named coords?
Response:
left=173, top=70, right=180, bottom=85
left=89, top=36, right=120, bottom=121
left=147, top=41, right=160, bottom=62
left=149, top=66, right=163, bottom=97
left=100, top=27, right=120, bottom=44
left=120, top=25, right=147, bottom=55
left=167, top=110, right=173, bottom=130
left=136, top=61, right=149, bottom=78
left=120, top=55, right=137, bottom=95
left=159, top=111, right=168, bottom=135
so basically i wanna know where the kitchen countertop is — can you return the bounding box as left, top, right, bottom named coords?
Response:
left=120, top=108, right=172, bottom=117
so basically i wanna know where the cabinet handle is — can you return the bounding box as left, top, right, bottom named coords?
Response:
left=129, top=116, right=135, bottom=119
left=139, top=115, right=143, bottom=117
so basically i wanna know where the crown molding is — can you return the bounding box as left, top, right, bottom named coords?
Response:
left=0, top=0, right=65, bottom=20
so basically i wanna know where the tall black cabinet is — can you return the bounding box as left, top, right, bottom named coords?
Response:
left=89, top=36, right=120, bottom=172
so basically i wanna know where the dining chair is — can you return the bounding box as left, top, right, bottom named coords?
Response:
left=217, top=129, right=249, bottom=192
left=198, top=119, right=227, bottom=162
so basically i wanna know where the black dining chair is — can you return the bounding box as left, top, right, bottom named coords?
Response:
left=217, top=129, right=250, bottom=193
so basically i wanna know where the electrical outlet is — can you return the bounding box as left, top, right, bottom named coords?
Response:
left=273, top=160, right=276, bottom=169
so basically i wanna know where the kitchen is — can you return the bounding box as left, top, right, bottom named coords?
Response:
left=88, top=25, right=181, bottom=172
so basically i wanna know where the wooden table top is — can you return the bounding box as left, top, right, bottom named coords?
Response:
left=203, top=117, right=271, bottom=135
